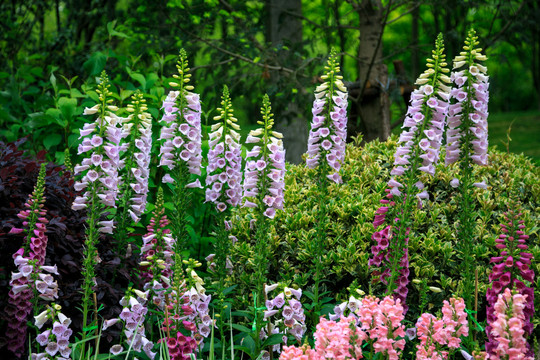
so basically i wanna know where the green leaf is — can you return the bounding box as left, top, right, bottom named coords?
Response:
left=261, top=333, right=283, bottom=347
left=83, top=52, right=107, bottom=76
left=44, top=108, right=63, bottom=125
left=70, top=88, right=85, bottom=98
left=43, top=134, right=62, bottom=150
left=230, top=323, right=251, bottom=333
left=120, top=89, right=134, bottom=101
left=50, top=72, right=57, bottom=94
left=231, top=310, right=252, bottom=318
left=223, top=284, right=237, bottom=296
left=68, top=134, right=79, bottom=147
left=303, top=290, right=315, bottom=301
left=107, top=21, right=130, bottom=38
left=60, top=75, right=79, bottom=87
left=58, top=97, right=77, bottom=122
left=130, top=73, right=146, bottom=90
left=146, top=73, right=159, bottom=88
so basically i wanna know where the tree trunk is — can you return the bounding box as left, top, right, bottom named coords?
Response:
left=266, top=0, right=306, bottom=164
left=351, top=0, right=390, bottom=143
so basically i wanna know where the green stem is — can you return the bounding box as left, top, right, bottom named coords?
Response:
left=80, top=186, right=101, bottom=355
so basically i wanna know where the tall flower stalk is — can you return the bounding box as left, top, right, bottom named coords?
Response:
left=486, top=205, right=535, bottom=357
left=72, top=71, right=122, bottom=351
left=445, top=29, right=490, bottom=311
left=305, top=49, right=348, bottom=316
left=243, top=94, right=286, bottom=304
left=159, top=49, right=203, bottom=254
left=369, top=34, right=450, bottom=309
left=243, top=94, right=286, bottom=356
left=6, top=163, right=57, bottom=357
left=205, top=85, right=242, bottom=355
left=115, top=91, right=152, bottom=256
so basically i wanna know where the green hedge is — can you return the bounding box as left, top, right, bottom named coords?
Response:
left=227, top=135, right=539, bottom=333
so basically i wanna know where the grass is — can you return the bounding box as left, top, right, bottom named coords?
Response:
left=488, top=110, right=540, bottom=165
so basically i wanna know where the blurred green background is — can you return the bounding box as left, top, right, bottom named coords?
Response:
left=0, top=0, right=538, bottom=163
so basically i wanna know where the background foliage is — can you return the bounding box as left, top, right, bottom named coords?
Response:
left=1, top=0, right=539, bottom=163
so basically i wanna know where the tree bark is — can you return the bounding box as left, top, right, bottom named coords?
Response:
left=266, top=0, right=306, bottom=164
left=351, top=0, right=391, bottom=143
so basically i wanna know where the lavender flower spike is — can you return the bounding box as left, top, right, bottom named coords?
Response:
left=120, top=91, right=152, bottom=222
left=159, top=49, right=203, bottom=186
left=388, top=33, right=450, bottom=200
left=305, top=48, right=348, bottom=184
left=205, top=85, right=242, bottom=212
left=243, top=94, right=286, bottom=219
left=73, top=71, right=123, bottom=229
left=446, top=28, right=489, bottom=168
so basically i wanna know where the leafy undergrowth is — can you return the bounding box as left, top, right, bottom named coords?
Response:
left=229, top=135, right=539, bottom=339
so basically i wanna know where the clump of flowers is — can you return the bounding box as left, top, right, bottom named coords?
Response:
left=415, top=297, right=468, bottom=359
left=165, top=331, right=198, bottom=360
left=314, top=316, right=366, bottom=359
left=205, top=85, right=242, bottom=212
left=488, top=289, right=533, bottom=360
left=486, top=206, right=535, bottom=357
left=33, top=304, right=73, bottom=360
left=5, top=163, right=59, bottom=357
left=103, top=288, right=155, bottom=359
left=160, top=256, right=201, bottom=359
left=140, top=188, right=175, bottom=292
left=445, top=28, right=490, bottom=311
left=280, top=344, right=318, bottom=360
left=369, top=33, right=450, bottom=309
left=180, top=259, right=213, bottom=351
left=278, top=315, right=365, bottom=360
left=263, top=285, right=307, bottom=355
left=305, top=48, right=348, bottom=184
left=329, top=295, right=406, bottom=359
